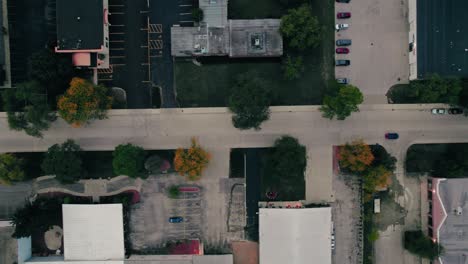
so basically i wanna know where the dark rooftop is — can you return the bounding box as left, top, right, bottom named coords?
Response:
left=417, top=0, right=468, bottom=78
left=56, top=0, right=103, bottom=50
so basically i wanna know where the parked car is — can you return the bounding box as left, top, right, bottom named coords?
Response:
left=337, top=12, right=351, bottom=19
left=336, top=48, right=349, bottom=54
left=431, top=108, right=447, bottom=115
left=335, top=60, right=350, bottom=66
left=335, top=24, right=349, bottom=31
left=448, top=108, right=463, bottom=115
left=336, top=78, right=349, bottom=84
left=336, top=0, right=350, bottom=3
left=169, top=216, right=184, bottom=223
left=336, top=39, right=352, bottom=46
left=385, top=133, right=399, bottom=140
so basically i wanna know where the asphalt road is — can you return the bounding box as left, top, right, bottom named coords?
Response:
left=0, top=104, right=467, bottom=203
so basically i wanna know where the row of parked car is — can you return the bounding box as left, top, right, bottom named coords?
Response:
left=335, top=0, right=352, bottom=84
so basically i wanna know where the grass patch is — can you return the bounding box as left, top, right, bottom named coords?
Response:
left=228, top=0, right=286, bottom=19
left=175, top=0, right=334, bottom=107
left=363, top=201, right=375, bottom=264
left=230, top=149, right=245, bottom=178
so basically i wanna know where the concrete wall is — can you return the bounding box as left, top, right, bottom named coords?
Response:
left=17, top=237, right=32, bottom=264
left=408, top=0, right=418, bottom=80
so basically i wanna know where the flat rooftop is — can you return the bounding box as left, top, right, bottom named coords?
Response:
left=259, top=208, right=332, bottom=264
left=199, top=0, right=227, bottom=27
left=171, top=24, right=229, bottom=56
left=56, top=0, right=104, bottom=50
left=229, top=19, right=283, bottom=58
left=436, top=178, right=468, bottom=264
left=416, top=0, right=468, bottom=78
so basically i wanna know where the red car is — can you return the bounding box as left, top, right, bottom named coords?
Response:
left=337, top=12, right=351, bottom=19
left=336, top=48, right=349, bottom=54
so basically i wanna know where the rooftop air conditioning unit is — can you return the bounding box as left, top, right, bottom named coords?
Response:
left=456, top=206, right=463, bottom=216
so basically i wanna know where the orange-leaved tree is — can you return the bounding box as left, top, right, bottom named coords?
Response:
left=339, top=139, right=374, bottom=172
left=174, top=138, right=211, bottom=181
left=57, top=77, right=112, bottom=127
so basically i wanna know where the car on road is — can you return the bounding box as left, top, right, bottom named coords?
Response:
left=336, top=48, right=349, bottom=54
left=337, top=12, right=351, bottom=19
left=431, top=108, right=447, bottom=115
left=448, top=108, right=463, bottom=115
left=335, top=60, right=350, bottom=66
left=335, top=24, right=349, bottom=31
left=385, top=133, right=399, bottom=140
left=169, top=216, right=184, bottom=223
left=336, top=39, right=352, bottom=46
left=336, top=78, right=349, bottom=84
left=336, top=0, right=350, bottom=3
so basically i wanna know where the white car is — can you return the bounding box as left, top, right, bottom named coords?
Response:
left=431, top=108, right=447, bottom=115
left=335, top=23, right=349, bottom=31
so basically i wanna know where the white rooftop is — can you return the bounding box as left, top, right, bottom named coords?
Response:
left=259, top=208, right=332, bottom=264
left=63, top=204, right=125, bottom=261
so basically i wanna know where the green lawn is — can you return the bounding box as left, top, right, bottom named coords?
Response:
left=175, top=0, right=334, bottom=107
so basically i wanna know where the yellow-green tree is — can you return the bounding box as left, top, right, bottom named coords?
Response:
left=0, top=154, right=25, bottom=185
left=174, top=138, right=211, bottom=181
left=339, top=140, right=374, bottom=172
left=57, top=77, right=112, bottom=127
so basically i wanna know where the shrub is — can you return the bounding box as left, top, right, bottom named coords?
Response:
left=113, top=144, right=146, bottom=178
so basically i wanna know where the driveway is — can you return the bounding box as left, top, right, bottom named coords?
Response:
left=335, top=0, right=409, bottom=104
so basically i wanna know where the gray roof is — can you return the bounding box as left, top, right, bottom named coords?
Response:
left=229, top=19, right=283, bottom=58
left=171, top=24, right=229, bottom=57
left=437, top=178, right=468, bottom=264
left=199, top=0, right=227, bottom=27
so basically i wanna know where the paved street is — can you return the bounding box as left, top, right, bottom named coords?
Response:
left=0, top=104, right=467, bottom=203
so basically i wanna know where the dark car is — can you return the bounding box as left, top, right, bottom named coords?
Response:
left=448, top=108, right=463, bottom=115
left=336, top=0, right=350, bottom=2
left=169, top=216, right=184, bottom=223
left=336, top=78, right=349, bottom=84
left=337, top=12, right=351, bottom=18
left=336, top=39, right=352, bottom=46
left=385, top=133, right=399, bottom=140
left=336, top=48, right=349, bottom=54
left=335, top=60, right=350, bottom=66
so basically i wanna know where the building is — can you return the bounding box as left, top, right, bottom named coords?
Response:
left=408, top=0, right=468, bottom=80
left=55, top=0, right=110, bottom=68
left=427, top=178, right=468, bottom=264
left=171, top=0, right=283, bottom=58
left=259, top=207, right=332, bottom=264
left=16, top=203, right=233, bottom=264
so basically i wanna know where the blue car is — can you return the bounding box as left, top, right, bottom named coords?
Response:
left=169, top=216, right=184, bottom=223
left=385, top=133, right=399, bottom=140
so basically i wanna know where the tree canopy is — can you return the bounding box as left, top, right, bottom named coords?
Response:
left=57, top=77, right=112, bottom=127
left=371, top=145, right=397, bottom=172
left=280, top=4, right=322, bottom=50
left=174, top=138, right=211, bottom=180
left=3, top=81, right=56, bottom=137
left=282, top=55, right=304, bottom=80
left=264, top=136, right=306, bottom=200
left=228, top=73, right=271, bottom=130
left=113, top=144, right=146, bottom=178
left=362, top=165, right=391, bottom=194
left=404, top=230, right=442, bottom=260
left=320, top=84, right=363, bottom=120
left=339, top=140, right=374, bottom=173
left=41, top=139, right=85, bottom=184
left=0, top=153, right=24, bottom=185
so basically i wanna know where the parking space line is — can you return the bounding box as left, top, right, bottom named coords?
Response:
left=142, top=80, right=151, bottom=83
left=110, top=32, right=125, bottom=34
left=180, top=20, right=194, bottom=23
left=110, top=24, right=125, bottom=27
left=141, top=63, right=149, bottom=66
left=141, top=45, right=148, bottom=48
left=180, top=13, right=191, bottom=15
left=112, top=64, right=125, bottom=66
left=179, top=4, right=192, bottom=7
left=110, top=56, right=125, bottom=58
left=111, top=12, right=125, bottom=15
left=110, top=40, right=124, bottom=43
left=109, top=4, right=124, bottom=7
left=140, top=10, right=149, bottom=14
left=110, top=48, right=125, bottom=50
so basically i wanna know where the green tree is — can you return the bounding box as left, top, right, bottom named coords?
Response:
left=228, top=73, right=271, bottom=130
left=339, top=140, right=374, bottom=173
left=371, top=145, right=397, bottom=172
left=3, top=81, right=56, bottom=137
left=404, top=230, right=442, bottom=260
left=192, top=8, right=204, bottom=22
left=362, top=165, right=391, bottom=194
left=368, top=229, right=380, bottom=242
left=42, top=139, right=85, bottom=184
left=168, top=185, right=180, bottom=199
left=282, top=55, right=304, bottom=80
left=113, top=144, right=146, bottom=178
left=280, top=4, right=322, bottom=50
left=320, top=84, right=363, bottom=120
left=11, top=198, right=62, bottom=238
left=265, top=136, right=306, bottom=200
left=0, top=153, right=24, bottom=185
left=27, top=48, right=74, bottom=98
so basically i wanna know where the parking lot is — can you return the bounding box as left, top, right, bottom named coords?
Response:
left=335, top=0, right=409, bottom=104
